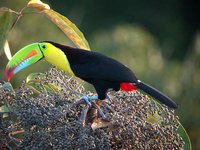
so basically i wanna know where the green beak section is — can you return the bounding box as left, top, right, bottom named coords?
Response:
left=5, top=43, right=44, bottom=81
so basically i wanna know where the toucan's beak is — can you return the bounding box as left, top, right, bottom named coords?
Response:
left=5, top=43, right=44, bottom=81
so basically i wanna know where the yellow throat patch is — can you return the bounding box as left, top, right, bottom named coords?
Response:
left=43, top=43, right=74, bottom=76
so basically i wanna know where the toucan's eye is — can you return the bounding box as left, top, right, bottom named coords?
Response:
left=42, top=45, right=46, bottom=49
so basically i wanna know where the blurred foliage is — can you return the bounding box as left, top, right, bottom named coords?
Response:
left=48, top=0, right=200, bottom=60
left=27, top=0, right=90, bottom=50
left=42, top=9, right=90, bottom=50
left=0, top=0, right=199, bottom=149
left=0, top=7, right=13, bottom=54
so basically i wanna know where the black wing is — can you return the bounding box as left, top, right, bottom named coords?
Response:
left=66, top=48, right=137, bottom=82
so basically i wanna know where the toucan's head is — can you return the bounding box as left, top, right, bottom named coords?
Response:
left=5, top=41, right=74, bottom=81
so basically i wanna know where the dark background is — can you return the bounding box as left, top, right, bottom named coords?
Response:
left=0, top=0, right=200, bottom=149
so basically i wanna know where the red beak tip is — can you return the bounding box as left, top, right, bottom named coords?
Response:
left=7, top=77, right=11, bottom=82
left=5, top=67, right=13, bottom=82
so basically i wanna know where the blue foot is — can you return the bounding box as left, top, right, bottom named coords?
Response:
left=76, top=95, right=98, bottom=107
left=75, top=95, right=107, bottom=119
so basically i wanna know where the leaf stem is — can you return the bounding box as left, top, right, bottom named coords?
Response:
left=9, top=7, right=42, bottom=31
left=9, top=7, right=27, bottom=31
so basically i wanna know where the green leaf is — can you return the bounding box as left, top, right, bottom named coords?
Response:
left=0, top=82, right=14, bottom=113
left=42, top=9, right=90, bottom=50
left=145, top=100, right=191, bottom=149
left=27, top=0, right=90, bottom=50
left=27, top=0, right=50, bottom=11
left=26, top=72, right=46, bottom=84
left=146, top=112, right=161, bottom=124
left=26, top=73, right=62, bottom=95
left=177, top=123, right=192, bottom=150
left=0, top=104, right=11, bottom=113
left=1, top=82, right=15, bottom=93
left=4, top=40, right=12, bottom=60
left=0, top=7, right=13, bottom=55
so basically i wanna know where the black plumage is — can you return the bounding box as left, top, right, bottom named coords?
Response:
left=47, top=41, right=177, bottom=108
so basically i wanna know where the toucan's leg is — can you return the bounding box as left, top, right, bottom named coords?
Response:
left=92, top=101, right=106, bottom=119
left=75, top=95, right=98, bottom=106
left=105, top=88, right=114, bottom=103
left=106, top=94, right=113, bottom=103
left=103, top=102, right=115, bottom=113
left=75, top=95, right=106, bottom=120
left=79, top=105, right=89, bottom=126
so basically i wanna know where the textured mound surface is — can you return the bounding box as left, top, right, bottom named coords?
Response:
left=0, top=68, right=184, bottom=149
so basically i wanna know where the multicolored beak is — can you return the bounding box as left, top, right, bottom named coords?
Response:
left=5, top=43, right=44, bottom=81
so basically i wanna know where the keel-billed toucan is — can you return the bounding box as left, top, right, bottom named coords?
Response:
left=5, top=41, right=177, bottom=108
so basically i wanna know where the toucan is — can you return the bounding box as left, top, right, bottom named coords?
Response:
left=5, top=41, right=178, bottom=109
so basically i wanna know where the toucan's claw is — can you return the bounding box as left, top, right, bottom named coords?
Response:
left=92, top=102, right=106, bottom=119
left=75, top=95, right=107, bottom=120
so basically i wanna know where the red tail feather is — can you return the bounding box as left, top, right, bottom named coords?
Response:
left=120, top=82, right=138, bottom=91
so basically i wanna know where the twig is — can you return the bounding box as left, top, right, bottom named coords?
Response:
left=79, top=105, right=89, bottom=126
left=103, top=102, right=115, bottom=113
left=10, top=7, right=27, bottom=31
left=92, top=102, right=106, bottom=119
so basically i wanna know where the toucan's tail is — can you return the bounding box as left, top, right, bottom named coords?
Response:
left=136, top=80, right=178, bottom=109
